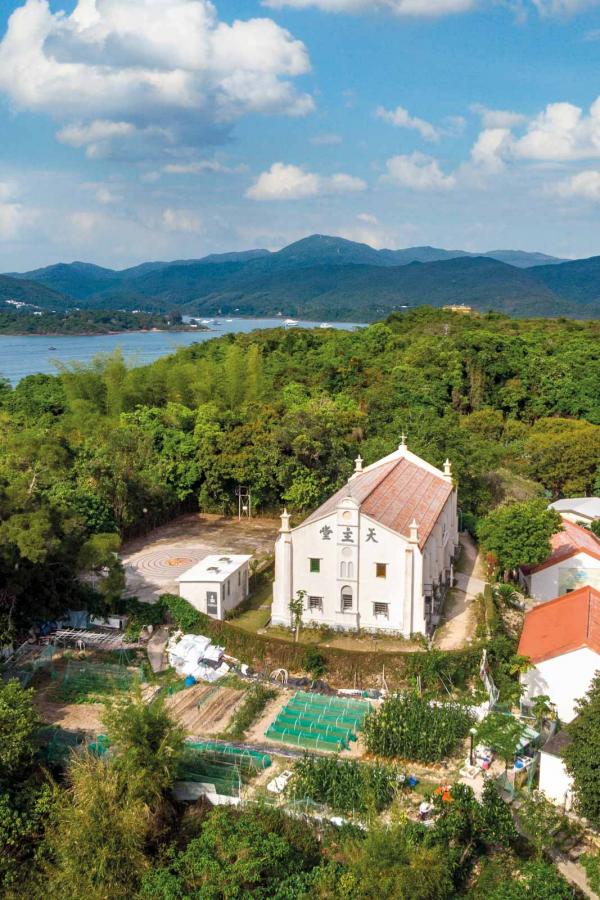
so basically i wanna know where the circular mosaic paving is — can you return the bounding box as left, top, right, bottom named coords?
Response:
left=129, top=550, right=205, bottom=578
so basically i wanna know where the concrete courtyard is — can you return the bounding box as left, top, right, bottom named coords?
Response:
left=121, top=513, right=280, bottom=603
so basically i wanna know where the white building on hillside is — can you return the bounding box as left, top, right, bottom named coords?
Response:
left=518, top=586, right=600, bottom=723
left=271, top=437, right=459, bottom=637
left=519, top=520, right=600, bottom=602
left=538, top=730, right=574, bottom=812
left=178, top=554, right=251, bottom=621
left=548, top=497, right=600, bottom=526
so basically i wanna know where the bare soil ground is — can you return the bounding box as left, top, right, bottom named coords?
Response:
left=165, top=683, right=246, bottom=736
left=121, top=513, right=280, bottom=603
left=34, top=684, right=104, bottom=733
left=243, top=688, right=290, bottom=745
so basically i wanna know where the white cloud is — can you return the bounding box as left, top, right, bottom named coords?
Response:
left=246, top=162, right=366, bottom=200
left=0, top=0, right=314, bottom=160
left=470, top=99, right=600, bottom=172
left=551, top=169, right=600, bottom=200
left=470, top=127, right=513, bottom=172
left=310, top=132, right=343, bottom=145
left=162, top=208, right=202, bottom=232
left=263, top=0, right=477, bottom=17
left=376, top=105, right=439, bottom=140
left=0, top=180, right=37, bottom=237
left=381, top=152, right=456, bottom=190
left=357, top=212, right=378, bottom=223
left=470, top=103, right=527, bottom=129
left=162, top=159, right=246, bottom=174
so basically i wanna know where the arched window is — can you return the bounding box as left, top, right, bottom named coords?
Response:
left=347, top=561, right=354, bottom=578
left=341, top=586, right=353, bottom=611
left=340, top=561, right=347, bottom=577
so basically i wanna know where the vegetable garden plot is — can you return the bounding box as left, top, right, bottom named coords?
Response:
left=363, top=693, right=473, bottom=762
left=265, top=691, right=371, bottom=752
left=289, top=755, right=404, bottom=815
left=50, top=660, right=142, bottom=704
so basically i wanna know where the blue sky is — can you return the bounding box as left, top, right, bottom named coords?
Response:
left=2, top=0, right=600, bottom=269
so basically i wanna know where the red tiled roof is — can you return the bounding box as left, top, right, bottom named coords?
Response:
left=521, top=519, right=600, bottom=574
left=518, top=586, right=600, bottom=664
left=301, top=457, right=452, bottom=548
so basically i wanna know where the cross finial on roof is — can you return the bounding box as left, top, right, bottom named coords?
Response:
left=399, top=432, right=408, bottom=451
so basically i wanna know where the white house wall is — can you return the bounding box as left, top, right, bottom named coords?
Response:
left=528, top=552, right=600, bottom=601
left=271, top=489, right=458, bottom=637
left=539, top=752, right=574, bottom=811
left=521, top=646, right=600, bottom=722
left=179, top=565, right=249, bottom=621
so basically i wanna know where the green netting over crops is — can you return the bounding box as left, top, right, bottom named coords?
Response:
left=265, top=725, right=346, bottom=751
left=185, top=741, right=272, bottom=770
left=36, top=726, right=85, bottom=766
left=51, top=660, right=143, bottom=703
left=178, top=751, right=242, bottom=797
left=275, top=713, right=356, bottom=743
left=265, top=692, right=372, bottom=752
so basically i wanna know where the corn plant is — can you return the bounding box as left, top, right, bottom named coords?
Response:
left=363, top=693, right=473, bottom=763
left=290, top=755, right=402, bottom=814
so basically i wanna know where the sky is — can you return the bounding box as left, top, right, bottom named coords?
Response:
left=2, top=0, right=600, bottom=269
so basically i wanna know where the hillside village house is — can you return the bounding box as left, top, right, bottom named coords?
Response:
left=518, top=586, right=600, bottom=723
left=178, top=554, right=251, bottom=621
left=519, top=520, right=600, bottom=602
left=271, top=437, right=459, bottom=637
left=548, top=497, right=600, bottom=527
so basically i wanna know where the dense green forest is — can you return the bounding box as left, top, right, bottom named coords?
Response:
left=6, top=235, right=600, bottom=319
left=0, top=308, right=201, bottom=335
left=1, top=307, right=599, bottom=640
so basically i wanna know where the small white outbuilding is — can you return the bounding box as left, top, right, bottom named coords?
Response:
left=538, top=730, right=574, bottom=812
left=177, top=554, right=251, bottom=621
left=548, top=497, right=600, bottom=527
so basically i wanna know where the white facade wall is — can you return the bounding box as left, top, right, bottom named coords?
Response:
left=526, top=552, right=600, bottom=601
left=179, top=563, right=249, bottom=621
left=539, top=752, right=574, bottom=811
left=521, top=646, right=600, bottom=723
left=271, top=492, right=458, bottom=638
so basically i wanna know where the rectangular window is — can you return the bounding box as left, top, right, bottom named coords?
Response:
left=376, top=563, right=387, bottom=579
left=373, top=602, right=389, bottom=618
left=206, top=592, right=218, bottom=615
left=238, top=571, right=241, bottom=585
left=308, top=596, right=323, bottom=612
left=342, top=596, right=353, bottom=611
left=309, top=558, right=321, bottom=573
left=227, top=580, right=231, bottom=596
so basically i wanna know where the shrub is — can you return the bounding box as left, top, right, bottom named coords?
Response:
left=363, top=693, right=473, bottom=762
left=225, top=684, right=277, bottom=741
left=160, top=593, right=207, bottom=632
left=302, top=646, right=327, bottom=679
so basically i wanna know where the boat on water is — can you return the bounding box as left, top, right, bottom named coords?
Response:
left=226, top=318, right=233, bottom=322
left=48, top=346, right=57, bottom=350
left=284, top=319, right=299, bottom=328
left=319, top=322, right=330, bottom=329
left=200, top=319, right=213, bottom=325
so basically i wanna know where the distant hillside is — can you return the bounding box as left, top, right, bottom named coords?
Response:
left=527, top=255, right=600, bottom=308
left=0, top=274, right=70, bottom=309
left=5, top=234, right=595, bottom=320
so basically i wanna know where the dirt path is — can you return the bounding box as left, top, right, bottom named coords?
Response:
left=435, top=533, right=486, bottom=651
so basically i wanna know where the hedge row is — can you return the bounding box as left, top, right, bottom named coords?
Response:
left=159, top=594, right=484, bottom=690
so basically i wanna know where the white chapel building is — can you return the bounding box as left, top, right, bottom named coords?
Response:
left=271, top=437, right=459, bottom=637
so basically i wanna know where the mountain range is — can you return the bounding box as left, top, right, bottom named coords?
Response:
left=3, top=233, right=600, bottom=320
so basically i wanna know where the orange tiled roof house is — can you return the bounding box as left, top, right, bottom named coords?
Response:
left=518, top=586, right=600, bottom=722
left=271, top=437, right=459, bottom=637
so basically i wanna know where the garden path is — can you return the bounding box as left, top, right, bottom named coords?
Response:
left=435, top=533, right=486, bottom=651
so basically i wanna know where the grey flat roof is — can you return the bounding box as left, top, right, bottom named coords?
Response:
left=177, top=553, right=251, bottom=583
left=541, top=729, right=573, bottom=759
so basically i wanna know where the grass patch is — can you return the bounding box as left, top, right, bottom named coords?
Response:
left=227, top=579, right=273, bottom=633
left=224, top=683, right=278, bottom=741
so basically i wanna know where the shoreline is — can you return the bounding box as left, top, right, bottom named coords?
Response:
left=0, top=326, right=209, bottom=338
